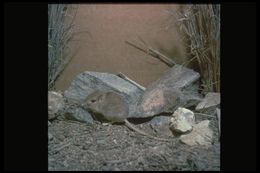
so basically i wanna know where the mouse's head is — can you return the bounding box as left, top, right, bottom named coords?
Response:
left=84, top=90, right=107, bottom=111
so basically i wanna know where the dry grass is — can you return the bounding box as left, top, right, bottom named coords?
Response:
left=175, top=5, right=220, bottom=94
left=48, top=4, right=78, bottom=89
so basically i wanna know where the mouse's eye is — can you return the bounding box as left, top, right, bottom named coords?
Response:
left=91, top=99, right=96, bottom=103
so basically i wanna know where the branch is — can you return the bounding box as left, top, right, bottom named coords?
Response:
left=125, top=40, right=176, bottom=67
left=148, top=47, right=176, bottom=66
left=117, top=72, right=146, bottom=91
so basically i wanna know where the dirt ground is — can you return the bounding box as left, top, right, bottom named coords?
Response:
left=48, top=115, right=220, bottom=171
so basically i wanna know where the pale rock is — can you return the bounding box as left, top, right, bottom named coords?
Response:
left=180, top=120, right=213, bottom=147
left=48, top=91, right=65, bottom=120
left=170, top=107, right=195, bottom=134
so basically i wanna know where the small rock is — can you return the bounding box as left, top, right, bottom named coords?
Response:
left=102, top=123, right=110, bottom=126
left=169, top=107, right=195, bottom=134
left=64, top=107, right=94, bottom=124
left=196, top=92, right=220, bottom=113
left=48, top=91, right=65, bottom=120
left=177, top=107, right=196, bottom=124
left=48, top=132, right=53, bottom=141
left=180, top=120, right=213, bottom=147
left=149, top=115, right=171, bottom=125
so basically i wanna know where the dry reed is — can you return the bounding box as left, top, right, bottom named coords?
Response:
left=176, top=4, right=220, bottom=94
left=48, top=4, right=78, bottom=89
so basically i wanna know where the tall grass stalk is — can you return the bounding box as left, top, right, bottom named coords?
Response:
left=176, top=5, right=220, bottom=94
left=48, top=4, right=78, bottom=89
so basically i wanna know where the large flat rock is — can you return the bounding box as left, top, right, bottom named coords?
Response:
left=145, top=64, right=200, bottom=91
left=64, top=71, right=144, bottom=117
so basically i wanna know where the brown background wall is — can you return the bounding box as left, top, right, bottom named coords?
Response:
left=54, top=4, right=187, bottom=91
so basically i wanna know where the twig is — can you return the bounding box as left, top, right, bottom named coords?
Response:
left=125, top=40, right=176, bottom=67
left=117, top=72, right=146, bottom=91
left=125, top=40, right=148, bottom=54
left=148, top=47, right=176, bottom=66
left=136, top=35, right=177, bottom=66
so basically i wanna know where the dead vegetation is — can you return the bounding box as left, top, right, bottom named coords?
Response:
left=174, top=5, right=220, bottom=94
left=48, top=4, right=78, bottom=89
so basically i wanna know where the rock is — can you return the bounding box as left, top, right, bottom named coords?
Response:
left=138, top=89, right=182, bottom=118
left=216, top=108, right=221, bottom=138
left=177, top=107, right=195, bottom=124
left=64, top=71, right=144, bottom=118
left=180, top=120, right=213, bottom=147
left=48, top=132, right=54, bottom=141
left=149, top=115, right=171, bottom=125
left=170, top=107, right=195, bottom=134
left=143, top=115, right=173, bottom=138
left=64, top=107, right=94, bottom=124
left=145, top=64, right=200, bottom=91
left=179, top=90, right=203, bottom=108
left=138, top=65, right=201, bottom=118
left=48, top=91, right=65, bottom=120
left=196, top=92, right=220, bottom=114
